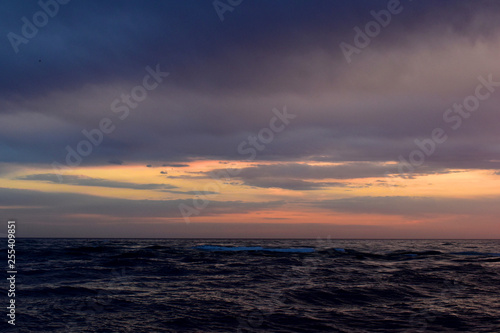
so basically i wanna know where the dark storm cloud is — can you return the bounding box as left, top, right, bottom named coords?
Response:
left=0, top=0, right=357, bottom=93
left=0, top=1, right=214, bottom=97
left=2, top=0, right=499, bottom=97
left=1, top=0, right=500, bottom=168
left=17, top=173, right=177, bottom=190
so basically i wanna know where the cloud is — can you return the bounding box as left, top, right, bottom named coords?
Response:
left=312, top=196, right=500, bottom=217
left=1, top=1, right=500, bottom=168
left=204, top=162, right=448, bottom=191
left=2, top=0, right=500, bottom=238
left=0, top=187, right=285, bottom=220
left=0, top=163, right=20, bottom=176
left=220, top=163, right=394, bottom=180
left=2, top=0, right=500, bottom=97
left=17, top=174, right=177, bottom=190
left=162, top=163, right=190, bottom=168
left=107, top=159, right=124, bottom=165
left=242, top=178, right=349, bottom=191
left=162, top=190, right=219, bottom=195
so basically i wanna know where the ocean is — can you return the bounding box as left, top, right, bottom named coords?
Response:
left=2, top=239, right=500, bottom=332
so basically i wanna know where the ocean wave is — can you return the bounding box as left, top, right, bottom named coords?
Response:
left=194, top=245, right=315, bottom=253
left=25, top=286, right=100, bottom=297
left=15, top=239, right=500, bottom=332
left=452, top=251, right=500, bottom=256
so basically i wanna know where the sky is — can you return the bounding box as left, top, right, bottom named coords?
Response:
left=1, top=0, right=500, bottom=238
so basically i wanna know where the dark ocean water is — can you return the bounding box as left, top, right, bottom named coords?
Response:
left=2, top=239, right=500, bottom=333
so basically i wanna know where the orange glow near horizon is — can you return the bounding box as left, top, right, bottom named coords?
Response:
left=3, top=160, right=500, bottom=238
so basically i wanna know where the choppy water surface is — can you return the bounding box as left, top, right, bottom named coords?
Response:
left=3, top=239, right=500, bottom=332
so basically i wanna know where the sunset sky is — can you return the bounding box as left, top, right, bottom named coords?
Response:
left=1, top=0, right=500, bottom=238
